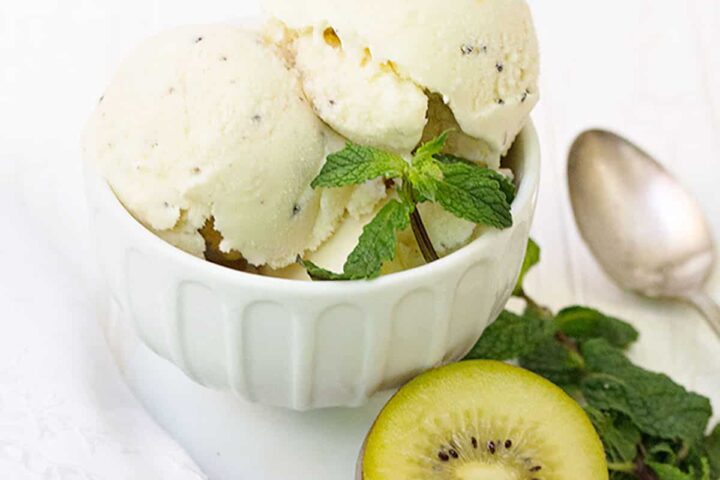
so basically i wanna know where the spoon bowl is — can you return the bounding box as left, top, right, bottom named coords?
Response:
left=568, top=129, right=720, bottom=336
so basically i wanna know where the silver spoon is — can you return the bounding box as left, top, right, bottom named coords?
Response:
left=568, top=129, right=720, bottom=338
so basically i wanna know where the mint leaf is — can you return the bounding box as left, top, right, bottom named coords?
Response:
left=648, top=442, right=678, bottom=464
left=513, top=238, right=540, bottom=295
left=647, top=462, right=694, bottom=480
left=302, top=260, right=352, bottom=281
left=431, top=160, right=513, bottom=228
left=554, top=306, right=639, bottom=348
left=344, top=199, right=412, bottom=278
left=304, top=199, right=412, bottom=280
left=311, top=143, right=407, bottom=188
left=586, top=407, right=641, bottom=463
left=414, top=130, right=450, bottom=163
left=407, top=163, right=441, bottom=203
left=704, top=425, right=720, bottom=478
left=463, top=310, right=546, bottom=361
left=519, top=338, right=584, bottom=386
left=699, top=457, right=712, bottom=480
left=700, top=457, right=720, bottom=480
left=581, top=339, right=712, bottom=443
left=434, top=153, right=516, bottom=203
left=408, top=131, right=450, bottom=202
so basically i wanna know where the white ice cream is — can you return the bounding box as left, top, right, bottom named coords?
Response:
left=265, top=21, right=429, bottom=153
left=83, top=25, right=356, bottom=268
left=263, top=0, right=539, bottom=156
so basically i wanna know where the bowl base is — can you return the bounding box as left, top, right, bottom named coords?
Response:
left=103, top=298, right=391, bottom=479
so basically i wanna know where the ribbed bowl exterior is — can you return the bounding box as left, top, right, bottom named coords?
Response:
left=86, top=124, right=540, bottom=410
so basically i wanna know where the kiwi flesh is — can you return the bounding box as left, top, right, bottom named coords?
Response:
left=360, top=361, right=607, bottom=480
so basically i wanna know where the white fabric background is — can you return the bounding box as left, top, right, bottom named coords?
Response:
left=0, top=1, right=719, bottom=478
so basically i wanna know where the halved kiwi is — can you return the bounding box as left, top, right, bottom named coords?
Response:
left=359, top=361, right=607, bottom=480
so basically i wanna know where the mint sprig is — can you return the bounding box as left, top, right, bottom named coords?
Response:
left=465, top=239, right=718, bottom=479
left=304, top=132, right=515, bottom=280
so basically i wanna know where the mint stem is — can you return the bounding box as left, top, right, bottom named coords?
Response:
left=400, top=180, right=439, bottom=264
left=410, top=207, right=439, bottom=264
left=607, top=462, right=635, bottom=473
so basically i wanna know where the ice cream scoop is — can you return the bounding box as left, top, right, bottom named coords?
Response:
left=262, top=0, right=539, bottom=158
left=83, top=25, right=351, bottom=268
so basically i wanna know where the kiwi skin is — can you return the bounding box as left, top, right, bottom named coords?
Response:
left=358, top=360, right=608, bottom=480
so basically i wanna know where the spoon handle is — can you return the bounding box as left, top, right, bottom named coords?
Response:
left=686, top=291, right=720, bottom=339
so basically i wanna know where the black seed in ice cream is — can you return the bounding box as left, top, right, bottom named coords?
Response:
left=497, top=99, right=505, bottom=105
left=292, top=204, right=302, bottom=217
left=195, top=36, right=204, bottom=43
left=252, top=114, right=262, bottom=123
left=461, top=44, right=474, bottom=55
left=496, top=62, right=504, bottom=72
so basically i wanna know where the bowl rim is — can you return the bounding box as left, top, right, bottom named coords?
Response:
left=90, top=121, right=540, bottom=293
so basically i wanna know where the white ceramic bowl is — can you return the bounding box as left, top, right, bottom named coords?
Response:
left=85, top=123, right=540, bottom=410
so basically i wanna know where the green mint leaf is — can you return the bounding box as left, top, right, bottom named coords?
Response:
left=407, top=163, right=441, bottom=202
left=554, top=306, right=639, bottom=349
left=700, top=457, right=720, bottom=480
left=409, top=132, right=450, bottom=203
left=646, top=462, right=694, bottom=480
left=302, top=260, right=352, bottom=281
left=580, top=339, right=713, bottom=443
left=343, top=199, right=413, bottom=278
left=407, top=132, right=452, bottom=202
left=513, top=238, right=541, bottom=295
left=463, top=310, right=546, bottom=361
left=311, top=143, right=407, bottom=189
left=519, top=338, right=584, bottom=386
left=431, top=159, right=513, bottom=228
left=434, top=153, right=517, bottom=203
left=647, top=442, right=678, bottom=464
left=699, top=457, right=712, bottom=480
left=704, top=425, right=720, bottom=478
left=585, top=407, right=641, bottom=463
left=413, top=130, right=450, bottom=164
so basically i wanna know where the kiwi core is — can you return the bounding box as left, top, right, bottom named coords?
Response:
left=455, top=463, right=519, bottom=480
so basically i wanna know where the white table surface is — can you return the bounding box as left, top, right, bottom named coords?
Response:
left=1, top=1, right=719, bottom=478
